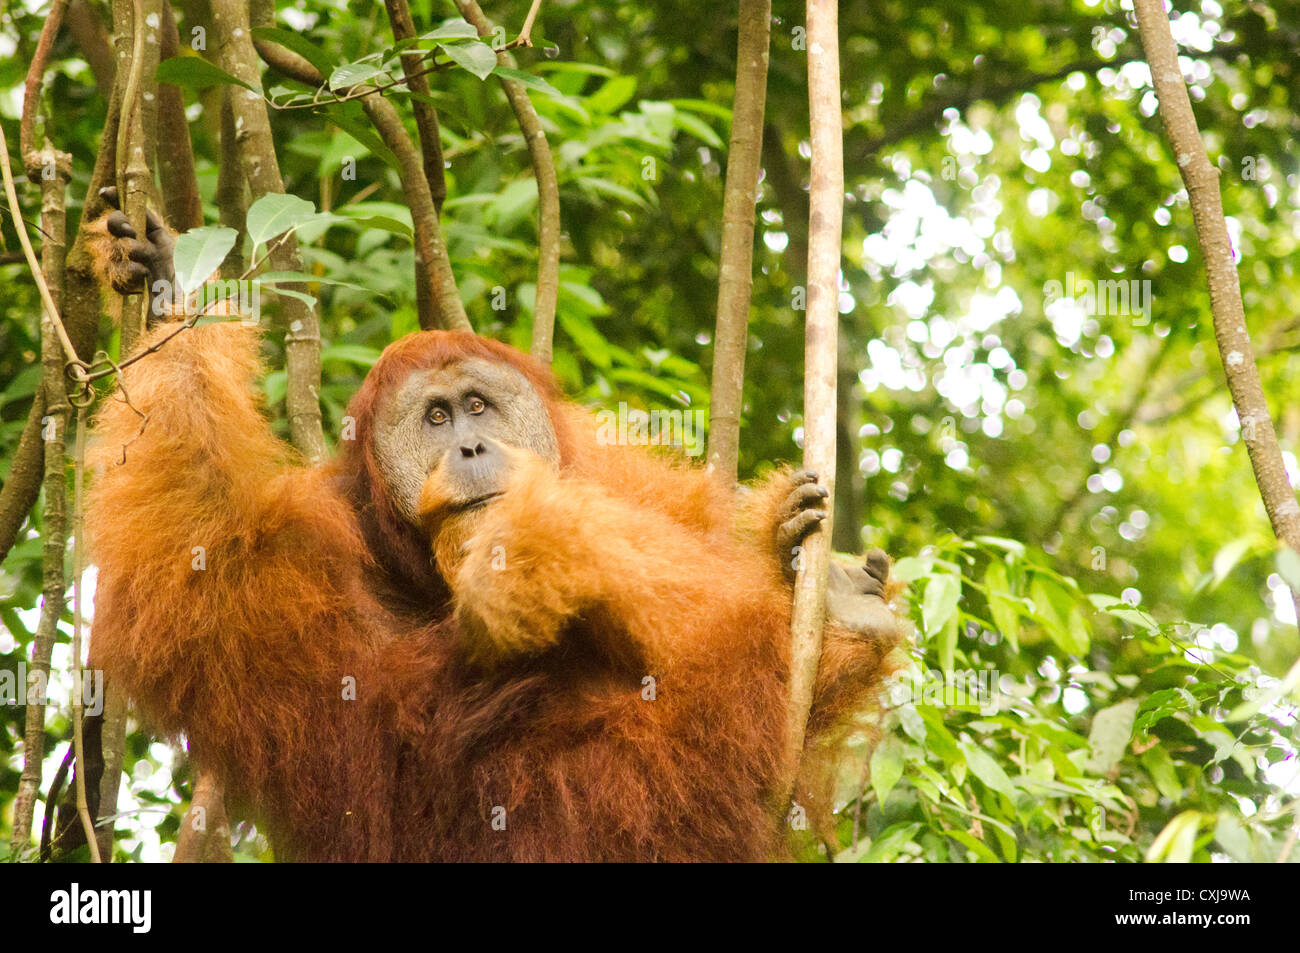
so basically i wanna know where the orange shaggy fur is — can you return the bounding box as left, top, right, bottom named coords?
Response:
left=87, top=322, right=901, bottom=861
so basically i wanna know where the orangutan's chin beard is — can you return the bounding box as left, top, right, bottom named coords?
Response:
left=426, top=498, right=499, bottom=576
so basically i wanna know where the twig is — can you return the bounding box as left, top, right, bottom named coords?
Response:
left=0, top=122, right=82, bottom=375
left=455, top=0, right=560, bottom=361
left=518, top=0, right=544, bottom=46
left=784, top=0, right=843, bottom=804
left=707, top=0, right=771, bottom=482
left=19, top=0, right=69, bottom=167
left=1133, top=0, right=1300, bottom=619
left=70, top=403, right=102, bottom=862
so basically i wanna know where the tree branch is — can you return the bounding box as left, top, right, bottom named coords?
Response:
left=19, top=0, right=69, bottom=166
left=157, top=0, right=203, bottom=229
left=172, top=769, right=233, bottom=862
left=251, top=25, right=470, bottom=332
left=9, top=147, right=71, bottom=853
left=707, top=0, right=770, bottom=483
left=212, top=0, right=327, bottom=461
left=65, top=0, right=116, bottom=92
left=785, top=0, right=842, bottom=805
left=455, top=0, right=560, bottom=361
left=384, top=0, right=447, bottom=214
left=1133, top=0, right=1300, bottom=618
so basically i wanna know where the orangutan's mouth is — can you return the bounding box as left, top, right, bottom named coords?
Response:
left=449, top=491, right=503, bottom=514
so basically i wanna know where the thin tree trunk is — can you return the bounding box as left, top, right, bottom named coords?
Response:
left=9, top=143, right=72, bottom=854
left=172, top=769, right=233, bottom=862
left=0, top=395, right=47, bottom=564
left=113, top=0, right=162, bottom=355
left=65, top=0, right=115, bottom=91
left=211, top=0, right=327, bottom=461
left=216, top=89, right=248, bottom=276
left=1133, top=0, right=1300, bottom=617
left=833, top=359, right=861, bottom=551
left=784, top=0, right=842, bottom=804
left=707, top=0, right=770, bottom=483
left=384, top=0, right=448, bottom=214
left=454, top=0, right=560, bottom=360
left=158, top=0, right=203, bottom=230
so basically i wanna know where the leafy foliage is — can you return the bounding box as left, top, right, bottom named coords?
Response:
left=1, top=0, right=1298, bottom=862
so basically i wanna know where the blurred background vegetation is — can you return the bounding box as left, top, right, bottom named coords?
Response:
left=1, top=0, right=1298, bottom=862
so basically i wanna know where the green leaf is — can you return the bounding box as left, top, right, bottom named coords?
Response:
left=869, top=734, right=904, bottom=807
left=938, top=613, right=958, bottom=677
left=974, top=536, right=1028, bottom=557
left=1141, top=745, right=1182, bottom=801
left=670, top=111, right=723, bottom=148
left=842, top=822, right=921, bottom=863
left=329, top=62, right=383, bottom=91
left=1146, top=810, right=1202, bottom=863
left=942, top=829, right=1000, bottom=862
left=492, top=66, right=564, bottom=99
left=890, top=556, right=933, bottom=582
left=983, top=560, right=1020, bottom=652
left=422, top=18, right=479, bottom=42
left=156, top=56, right=257, bottom=93
left=586, top=75, right=637, bottom=115
left=922, top=573, right=961, bottom=637
left=322, top=105, right=401, bottom=171
left=265, top=287, right=316, bottom=309
left=960, top=742, right=1017, bottom=799
left=1030, top=576, right=1089, bottom=655
left=257, top=270, right=371, bottom=293
left=172, top=226, right=238, bottom=294
left=246, top=193, right=319, bottom=249
left=440, top=41, right=497, bottom=80
left=321, top=344, right=383, bottom=367
left=1210, top=538, right=1253, bottom=590
left=1084, top=699, right=1138, bottom=775
left=1213, top=812, right=1254, bottom=863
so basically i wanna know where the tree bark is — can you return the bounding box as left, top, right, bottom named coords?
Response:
left=158, top=0, right=203, bottom=230
left=1133, top=0, right=1300, bottom=617
left=707, top=0, right=770, bottom=483
left=65, top=0, right=116, bottom=92
left=454, top=0, right=559, bottom=360
left=211, top=0, right=327, bottom=462
left=113, top=0, right=163, bottom=355
left=784, top=0, right=842, bottom=803
left=172, top=769, right=233, bottom=862
left=383, top=0, right=447, bottom=214
left=9, top=144, right=72, bottom=854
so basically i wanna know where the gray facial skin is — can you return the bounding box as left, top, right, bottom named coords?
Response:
left=373, top=357, right=560, bottom=524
